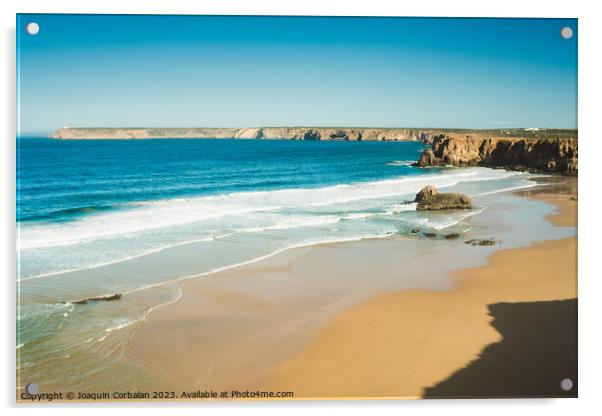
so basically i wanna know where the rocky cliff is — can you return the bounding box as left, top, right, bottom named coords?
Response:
left=417, top=134, right=578, bottom=175
left=51, top=127, right=432, bottom=142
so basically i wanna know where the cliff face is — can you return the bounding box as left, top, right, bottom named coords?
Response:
left=257, top=128, right=428, bottom=141
left=417, top=134, right=578, bottom=175
left=51, top=127, right=431, bottom=142
left=51, top=128, right=242, bottom=140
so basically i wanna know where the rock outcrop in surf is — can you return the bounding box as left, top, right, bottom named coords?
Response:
left=70, top=293, right=122, bottom=305
left=414, top=185, right=472, bottom=210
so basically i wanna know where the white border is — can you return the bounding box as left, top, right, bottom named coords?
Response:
left=3, top=1, right=601, bottom=415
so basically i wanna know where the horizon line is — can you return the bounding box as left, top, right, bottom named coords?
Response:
left=26, top=125, right=579, bottom=134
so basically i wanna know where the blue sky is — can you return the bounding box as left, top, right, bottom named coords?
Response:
left=17, top=15, right=577, bottom=133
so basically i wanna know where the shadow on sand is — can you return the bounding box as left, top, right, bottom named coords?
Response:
left=423, top=298, right=577, bottom=399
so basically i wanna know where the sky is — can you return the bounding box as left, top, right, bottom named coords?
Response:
left=17, top=14, right=577, bottom=134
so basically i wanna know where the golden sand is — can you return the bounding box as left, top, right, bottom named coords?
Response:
left=262, top=178, right=577, bottom=398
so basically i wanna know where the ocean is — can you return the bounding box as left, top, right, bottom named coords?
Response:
left=16, top=137, right=541, bottom=390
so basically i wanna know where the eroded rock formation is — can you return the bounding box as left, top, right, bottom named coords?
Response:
left=417, top=134, right=578, bottom=175
left=414, top=185, right=472, bottom=210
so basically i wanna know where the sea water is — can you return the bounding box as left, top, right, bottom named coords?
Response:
left=16, top=138, right=544, bottom=390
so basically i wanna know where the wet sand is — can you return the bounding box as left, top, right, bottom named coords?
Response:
left=122, top=237, right=461, bottom=392
left=263, top=177, right=577, bottom=398
left=122, top=177, right=577, bottom=399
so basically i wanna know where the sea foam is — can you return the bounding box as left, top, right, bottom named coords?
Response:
left=17, top=167, right=531, bottom=280
left=19, top=167, right=515, bottom=250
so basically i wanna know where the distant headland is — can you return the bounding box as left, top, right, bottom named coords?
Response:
left=50, top=127, right=576, bottom=142
left=50, top=127, right=578, bottom=175
left=51, top=127, right=428, bottom=141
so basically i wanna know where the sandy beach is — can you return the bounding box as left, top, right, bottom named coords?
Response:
left=264, top=177, right=577, bottom=398
left=118, top=176, right=577, bottom=399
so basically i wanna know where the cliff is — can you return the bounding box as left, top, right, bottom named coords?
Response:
left=51, top=127, right=431, bottom=142
left=417, top=134, right=578, bottom=176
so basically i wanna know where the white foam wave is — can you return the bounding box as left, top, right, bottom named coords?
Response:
left=475, top=181, right=537, bottom=196
left=410, top=208, right=485, bottom=230
left=265, top=215, right=341, bottom=230
left=342, top=212, right=377, bottom=220
left=18, top=235, right=218, bottom=281
left=19, top=204, right=282, bottom=250
left=97, top=318, right=145, bottom=343
left=17, top=168, right=525, bottom=280
left=385, top=202, right=418, bottom=214
left=18, top=167, right=515, bottom=250
left=18, top=302, right=73, bottom=320
left=18, top=215, right=356, bottom=281
left=386, top=160, right=414, bottom=166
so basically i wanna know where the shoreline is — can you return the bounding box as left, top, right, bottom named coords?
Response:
left=21, top=163, right=562, bottom=394
left=112, top=176, right=576, bottom=398
left=16, top=174, right=577, bottom=400
left=262, top=177, right=577, bottom=399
